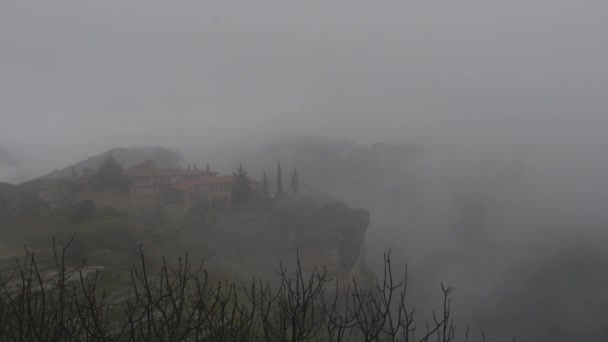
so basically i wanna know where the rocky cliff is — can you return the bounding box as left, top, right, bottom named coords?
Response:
left=0, top=179, right=371, bottom=284
left=178, top=193, right=371, bottom=282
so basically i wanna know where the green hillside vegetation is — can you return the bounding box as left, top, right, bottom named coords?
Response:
left=0, top=174, right=372, bottom=286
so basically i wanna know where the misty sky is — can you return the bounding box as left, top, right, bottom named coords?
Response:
left=1, top=0, right=608, bottom=179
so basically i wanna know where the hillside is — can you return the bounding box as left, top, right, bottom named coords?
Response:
left=0, top=177, right=371, bottom=286
left=0, top=181, right=49, bottom=217
left=42, top=146, right=184, bottom=179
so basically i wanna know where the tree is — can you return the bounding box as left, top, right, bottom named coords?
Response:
left=0, top=244, right=471, bottom=342
left=95, top=155, right=128, bottom=192
left=231, top=164, right=251, bottom=207
left=276, top=161, right=284, bottom=195
left=291, top=168, right=299, bottom=194
left=71, top=200, right=98, bottom=223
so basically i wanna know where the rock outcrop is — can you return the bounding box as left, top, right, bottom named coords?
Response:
left=179, top=193, right=371, bottom=282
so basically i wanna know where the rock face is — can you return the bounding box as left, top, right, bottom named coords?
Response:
left=272, top=195, right=370, bottom=279
left=178, top=193, right=371, bottom=282
left=2, top=176, right=371, bottom=284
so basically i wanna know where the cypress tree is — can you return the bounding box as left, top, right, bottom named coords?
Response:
left=231, top=164, right=251, bottom=208
left=276, top=162, right=283, bottom=194
left=96, top=155, right=128, bottom=192
left=291, top=168, right=299, bottom=194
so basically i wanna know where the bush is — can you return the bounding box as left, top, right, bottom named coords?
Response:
left=70, top=200, right=98, bottom=222
left=0, top=241, right=483, bottom=342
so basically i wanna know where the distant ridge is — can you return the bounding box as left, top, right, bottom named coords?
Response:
left=41, top=146, right=184, bottom=179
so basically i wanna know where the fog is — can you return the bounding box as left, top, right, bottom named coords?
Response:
left=2, top=0, right=608, bottom=340
left=3, top=0, right=607, bottom=175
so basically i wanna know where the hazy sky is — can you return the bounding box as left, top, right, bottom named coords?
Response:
left=3, top=3, right=608, bottom=337
left=1, top=0, right=608, bottom=179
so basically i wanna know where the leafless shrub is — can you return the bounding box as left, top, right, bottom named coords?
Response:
left=0, top=241, right=483, bottom=341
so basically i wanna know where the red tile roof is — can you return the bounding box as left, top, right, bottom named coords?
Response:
left=130, top=180, right=169, bottom=188
left=167, top=176, right=236, bottom=192
left=130, top=174, right=237, bottom=192
left=126, top=168, right=216, bottom=178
